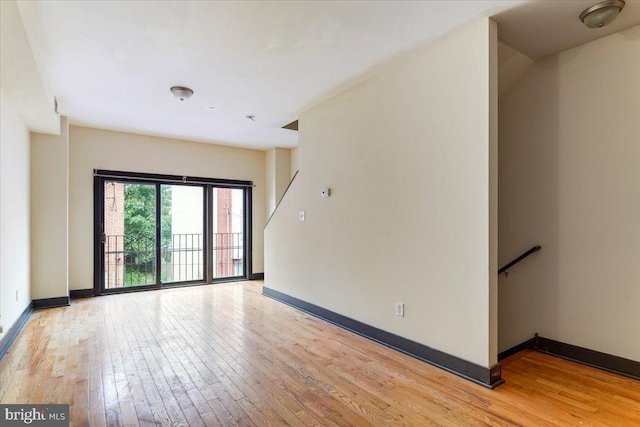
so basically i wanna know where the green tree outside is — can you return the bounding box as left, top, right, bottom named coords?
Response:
left=123, top=184, right=172, bottom=285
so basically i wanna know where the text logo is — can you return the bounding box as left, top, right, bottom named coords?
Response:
left=1, top=405, right=69, bottom=426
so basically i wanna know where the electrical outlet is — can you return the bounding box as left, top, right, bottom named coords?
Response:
left=395, top=302, right=404, bottom=317
left=299, top=211, right=306, bottom=221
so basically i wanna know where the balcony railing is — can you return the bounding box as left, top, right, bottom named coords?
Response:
left=104, top=234, right=158, bottom=288
left=104, top=232, right=243, bottom=288
left=162, top=233, right=204, bottom=283
left=212, top=232, right=244, bottom=279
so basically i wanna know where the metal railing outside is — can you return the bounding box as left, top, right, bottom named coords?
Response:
left=104, top=234, right=156, bottom=288
left=212, top=232, right=244, bottom=279
left=162, top=233, right=204, bottom=283
left=105, top=232, right=244, bottom=287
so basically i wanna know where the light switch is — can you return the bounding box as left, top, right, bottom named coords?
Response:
left=321, top=188, right=330, bottom=198
left=299, top=211, right=306, bottom=221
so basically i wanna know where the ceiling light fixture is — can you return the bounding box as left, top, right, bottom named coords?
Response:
left=170, top=86, right=194, bottom=101
left=579, top=0, right=625, bottom=28
left=206, top=106, right=215, bottom=111
left=246, top=115, right=256, bottom=121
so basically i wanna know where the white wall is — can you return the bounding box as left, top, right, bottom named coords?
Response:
left=499, top=25, right=640, bottom=361
left=0, top=1, right=59, bottom=135
left=266, top=148, right=276, bottom=217
left=68, top=126, right=266, bottom=290
left=275, top=148, right=291, bottom=206
left=498, top=42, right=534, bottom=100
left=31, top=117, right=69, bottom=300
left=265, top=147, right=292, bottom=218
left=290, top=147, right=299, bottom=178
left=0, top=89, right=31, bottom=338
left=266, top=18, right=498, bottom=367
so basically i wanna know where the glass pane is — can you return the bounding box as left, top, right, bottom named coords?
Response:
left=104, top=181, right=156, bottom=288
left=212, top=188, right=244, bottom=279
left=161, top=185, right=204, bottom=283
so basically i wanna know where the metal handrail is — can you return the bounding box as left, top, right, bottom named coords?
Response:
left=499, top=246, right=541, bottom=277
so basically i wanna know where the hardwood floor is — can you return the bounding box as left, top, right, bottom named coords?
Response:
left=1, top=281, right=638, bottom=426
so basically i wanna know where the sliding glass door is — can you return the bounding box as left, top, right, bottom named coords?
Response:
left=161, top=184, right=204, bottom=284
left=212, top=187, right=245, bottom=279
left=103, top=181, right=157, bottom=289
left=95, top=171, right=252, bottom=294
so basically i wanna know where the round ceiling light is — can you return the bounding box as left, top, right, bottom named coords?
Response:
left=579, top=0, right=625, bottom=28
left=170, top=86, right=194, bottom=101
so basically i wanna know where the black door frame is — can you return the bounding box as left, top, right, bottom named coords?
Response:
left=206, top=184, right=253, bottom=284
left=93, top=169, right=253, bottom=295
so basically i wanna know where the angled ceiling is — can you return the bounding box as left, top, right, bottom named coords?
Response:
left=11, top=1, right=640, bottom=149
left=495, top=0, right=640, bottom=60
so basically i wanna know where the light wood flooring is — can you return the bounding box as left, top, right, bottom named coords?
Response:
left=1, top=281, right=638, bottom=426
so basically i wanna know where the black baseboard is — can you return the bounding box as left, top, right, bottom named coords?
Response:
left=262, top=287, right=503, bottom=389
left=70, top=289, right=94, bottom=299
left=0, top=302, right=33, bottom=361
left=250, top=273, right=264, bottom=280
left=33, top=296, right=70, bottom=309
left=535, top=336, right=640, bottom=381
left=498, top=337, right=537, bottom=361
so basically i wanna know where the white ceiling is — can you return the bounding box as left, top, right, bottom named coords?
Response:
left=13, top=1, right=640, bottom=150
left=15, top=0, right=524, bottom=149
left=494, top=0, right=640, bottom=60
